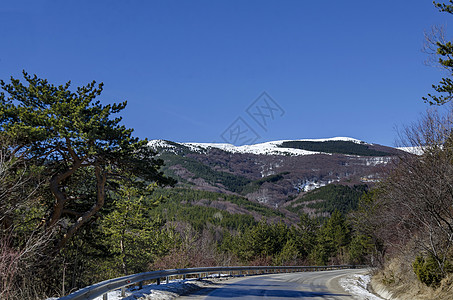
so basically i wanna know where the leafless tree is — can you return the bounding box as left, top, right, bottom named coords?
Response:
left=379, top=108, right=453, bottom=275
left=0, top=138, right=54, bottom=299
left=0, top=140, right=36, bottom=229
left=423, top=25, right=448, bottom=69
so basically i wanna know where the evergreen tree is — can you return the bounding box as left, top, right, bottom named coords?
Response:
left=424, top=1, right=453, bottom=105
left=101, top=184, right=173, bottom=276
left=311, top=210, right=350, bottom=265
left=290, top=214, right=318, bottom=260
left=274, top=239, right=299, bottom=266
left=0, top=72, right=175, bottom=250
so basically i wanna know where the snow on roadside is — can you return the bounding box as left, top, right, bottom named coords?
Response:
left=92, top=275, right=231, bottom=300
left=339, top=274, right=385, bottom=300
left=90, top=279, right=197, bottom=300
left=53, top=272, right=383, bottom=300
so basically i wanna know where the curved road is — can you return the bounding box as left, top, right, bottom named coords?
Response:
left=178, top=269, right=368, bottom=299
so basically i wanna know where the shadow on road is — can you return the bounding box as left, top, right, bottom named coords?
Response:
left=203, top=286, right=350, bottom=298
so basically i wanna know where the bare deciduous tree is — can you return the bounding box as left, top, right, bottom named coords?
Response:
left=379, top=108, right=453, bottom=275
left=423, top=25, right=448, bottom=69
left=0, top=138, right=55, bottom=299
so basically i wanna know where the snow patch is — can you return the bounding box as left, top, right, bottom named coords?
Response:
left=87, top=274, right=233, bottom=300
left=184, top=141, right=319, bottom=156
left=294, top=179, right=339, bottom=192
left=148, top=140, right=176, bottom=149
left=362, top=156, right=392, bottom=166
left=90, top=279, right=199, bottom=300
left=339, top=274, right=385, bottom=300
left=397, top=146, right=424, bottom=155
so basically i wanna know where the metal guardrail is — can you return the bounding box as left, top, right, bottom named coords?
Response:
left=58, top=265, right=365, bottom=300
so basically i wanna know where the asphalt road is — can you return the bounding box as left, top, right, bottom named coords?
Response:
left=177, top=269, right=368, bottom=300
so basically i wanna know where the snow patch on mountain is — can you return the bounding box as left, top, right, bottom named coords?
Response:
left=294, top=178, right=340, bottom=192
left=361, top=156, right=393, bottom=166
left=149, top=140, right=177, bottom=149
left=149, top=137, right=366, bottom=156
left=397, top=146, right=424, bottom=155
left=184, top=141, right=318, bottom=156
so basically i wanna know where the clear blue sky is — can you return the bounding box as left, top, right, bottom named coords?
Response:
left=0, top=1, right=450, bottom=146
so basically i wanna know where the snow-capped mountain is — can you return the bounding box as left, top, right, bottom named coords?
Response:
left=149, top=137, right=369, bottom=156
left=148, top=137, right=405, bottom=210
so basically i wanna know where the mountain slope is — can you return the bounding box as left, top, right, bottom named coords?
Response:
left=149, top=137, right=405, bottom=217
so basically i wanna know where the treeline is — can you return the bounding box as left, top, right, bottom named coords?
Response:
left=218, top=211, right=371, bottom=266
left=142, top=187, right=374, bottom=269
left=279, top=140, right=392, bottom=156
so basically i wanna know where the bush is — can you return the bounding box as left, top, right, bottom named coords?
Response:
left=413, top=254, right=444, bottom=287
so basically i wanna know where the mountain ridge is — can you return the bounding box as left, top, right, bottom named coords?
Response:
left=149, top=136, right=403, bottom=157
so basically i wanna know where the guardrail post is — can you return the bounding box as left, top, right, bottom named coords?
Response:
left=166, top=276, right=169, bottom=284
left=103, top=293, right=108, bottom=300
left=121, top=287, right=126, bottom=297
left=183, top=275, right=186, bottom=280
left=156, top=278, right=160, bottom=285
left=139, top=281, right=143, bottom=289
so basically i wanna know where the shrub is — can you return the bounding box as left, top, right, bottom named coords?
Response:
left=413, top=254, right=444, bottom=287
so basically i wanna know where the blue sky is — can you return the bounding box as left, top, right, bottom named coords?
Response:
left=0, top=1, right=451, bottom=146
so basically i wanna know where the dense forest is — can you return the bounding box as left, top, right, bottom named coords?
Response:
left=278, top=140, right=393, bottom=156
left=287, top=184, right=368, bottom=216
left=158, top=152, right=252, bottom=193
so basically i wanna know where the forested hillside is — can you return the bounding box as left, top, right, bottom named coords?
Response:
left=147, top=188, right=285, bottom=231
left=286, top=184, right=368, bottom=216
left=151, top=138, right=396, bottom=208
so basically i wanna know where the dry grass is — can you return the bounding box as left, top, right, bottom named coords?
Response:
left=371, top=256, right=453, bottom=300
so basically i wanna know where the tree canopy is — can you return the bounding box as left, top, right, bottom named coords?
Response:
left=424, top=1, right=453, bottom=105
left=0, top=72, right=175, bottom=250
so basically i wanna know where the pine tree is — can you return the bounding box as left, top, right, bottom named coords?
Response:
left=424, top=1, right=453, bottom=105
left=311, top=210, right=350, bottom=265
left=0, top=72, right=175, bottom=250
left=101, top=184, right=173, bottom=275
